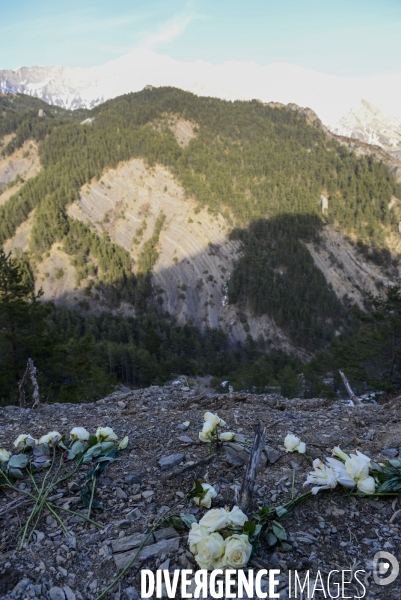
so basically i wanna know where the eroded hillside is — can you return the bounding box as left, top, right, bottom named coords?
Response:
left=65, top=158, right=302, bottom=351
left=306, top=226, right=400, bottom=308
left=1, top=88, right=401, bottom=364
left=2, top=153, right=400, bottom=353
left=0, top=137, right=41, bottom=206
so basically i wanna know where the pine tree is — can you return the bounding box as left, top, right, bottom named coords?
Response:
left=0, top=249, right=50, bottom=401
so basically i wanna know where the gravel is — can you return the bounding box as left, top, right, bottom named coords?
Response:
left=1, top=384, right=401, bottom=598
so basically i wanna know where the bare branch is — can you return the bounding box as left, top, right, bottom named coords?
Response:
left=28, top=359, right=40, bottom=408
left=18, top=359, right=41, bottom=409
left=339, top=370, right=361, bottom=405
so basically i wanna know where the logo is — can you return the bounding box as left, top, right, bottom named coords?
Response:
left=373, top=551, right=399, bottom=586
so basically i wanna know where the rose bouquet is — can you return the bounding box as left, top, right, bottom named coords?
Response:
left=188, top=506, right=252, bottom=570
left=0, top=426, right=129, bottom=548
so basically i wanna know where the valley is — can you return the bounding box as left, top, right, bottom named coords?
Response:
left=1, top=87, right=401, bottom=403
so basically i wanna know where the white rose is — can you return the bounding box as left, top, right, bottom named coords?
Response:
left=199, top=421, right=215, bottom=443
left=204, top=412, right=226, bottom=428
left=70, top=427, right=90, bottom=442
left=297, top=441, right=306, bottom=454
left=199, top=508, right=228, bottom=532
left=345, top=456, right=370, bottom=482
left=193, top=483, right=217, bottom=508
left=95, top=427, right=118, bottom=442
left=0, top=448, right=10, bottom=463
left=13, top=434, right=37, bottom=449
left=39, top=431, right=62, bottom=446
left=227, top=506, right=248, bottom=528
left=284, top=433, right=305, bottom=453
left=222, top=534, right=252, bottom=569
left=188, top=523, right=209, bottom=554
left=219, top=432, right=236, bottom=442
left=357, top=476, right=376, bottom=495
left=195, top=532, right=225, bottom=571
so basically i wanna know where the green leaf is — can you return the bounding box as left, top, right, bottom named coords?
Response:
left=32, top=446, right=51, bottom=468
left=66, top=440, right=86, bottom=461
left=8, top=454, right=29, bottom=469
left=275, top=505, right=288, bottom=519
left=272, top=520, right=288, bottom=540
left=88, top=434, right=98, bottom=447
left=8, top=467, right=23, bottom=479
left=187, top=480, right=206, bottom=501
left=80, top=484, right=103, bottom=511
left=179, top=513, right=197, bottom=528
left=266, top=531, right=278, bottom=546
left=369, top=461, right=383, bottom=472
left=81, top=441, right=116, bottom=463
left=388, top=459, right=401, bottom=469
left=250, top=538, right=259, bottom=558
left=279, top=541, right=293, bottom=552
left=170, top=515, right=186, bottom=531
left=71, top=441, right=85, bottom=455
left=377, top=477, right=401, bottom=493
left=255, top=505, right=272, bottom=522
left=93, top=455, right=115, bottom=464
left=33, top=443, right=50, bottom=457
left=86, top=448, right=118, bottom=482
left=32, top=458, right=51, bottom=470
left=99, top=441, right=116, bottom=453
left=243, top=521, right=256, bottom=536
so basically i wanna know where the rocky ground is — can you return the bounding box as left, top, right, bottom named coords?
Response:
left=1, top=382, right=401, bottom=599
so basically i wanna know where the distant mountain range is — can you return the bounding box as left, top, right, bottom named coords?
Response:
left=1, top=49, right=401, bottom=152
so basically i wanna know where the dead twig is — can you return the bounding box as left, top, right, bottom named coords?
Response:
left=0, top=498, right=31, bottom=518
left=389, top=508, right=401, bottom=524
left=166, top=454, right=217, bottom=478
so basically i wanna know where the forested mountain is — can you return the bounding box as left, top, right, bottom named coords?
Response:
left=2, top=49, right=401, bottom=155
left=1, top=88, right=401, bottom=404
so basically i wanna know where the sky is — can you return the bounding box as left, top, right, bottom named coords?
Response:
left=1, top=0, right=401, bottom=77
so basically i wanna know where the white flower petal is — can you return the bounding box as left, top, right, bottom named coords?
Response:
left=227, top=506, right=248, bottom=527
left=284, top=433, right=300, bottom=452
left=95, top=427, right=117, bottom=442
left=199, top=508, right=228, bottom=532
left=0, top=449, right=10, bottom=463
left=70, top=427, right=90, bottom=442
left=357, top=476, right=376, bottom=495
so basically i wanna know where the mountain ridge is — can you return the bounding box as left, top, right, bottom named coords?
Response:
left=2, top=49, right=401, bottom=151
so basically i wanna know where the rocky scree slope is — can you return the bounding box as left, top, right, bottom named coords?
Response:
left=1, top=383, right=401, bottom=599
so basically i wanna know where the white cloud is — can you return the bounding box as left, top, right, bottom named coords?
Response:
left=137, top=2, right=201, bottom=50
